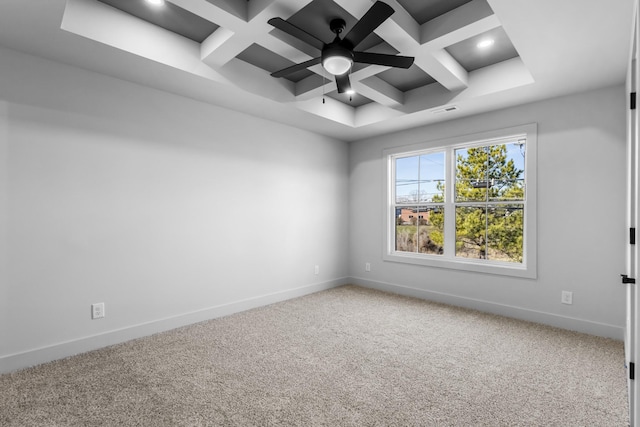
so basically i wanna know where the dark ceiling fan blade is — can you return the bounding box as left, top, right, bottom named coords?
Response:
left=335, top=73, right=351, bottom=94
left=342, top=1, right=394, bottom=49
left=268, top=18, right=325, bottom=51
left=271, top=57, right=322, bottom=78
left=353, top=51, right=414, bottom=69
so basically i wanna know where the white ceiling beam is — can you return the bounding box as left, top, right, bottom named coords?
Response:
left=201, top=27, right=234, bottom=60
left=356, top=76, right=405, bottom=108
left=254, top=0, right=324, bottom=66
left=174, top=0, right=314, bottom=69
left=201, top=33, right=253, bottom=68
left=415, top=49, right=468, bottom=91
left=168, top=0, right=249, bottom=68
left=460, top=57, right=534, bottom=98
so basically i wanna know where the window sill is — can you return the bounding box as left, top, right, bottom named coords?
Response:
left=383, top=251, right=537, bottom=279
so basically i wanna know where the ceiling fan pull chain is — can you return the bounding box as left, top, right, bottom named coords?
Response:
left=322, top=67, right=326, bottom=104
left=349, top=63, right=353, bottom=102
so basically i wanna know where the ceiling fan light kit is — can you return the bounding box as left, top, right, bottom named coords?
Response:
left=268, top=1, right=414, bottom=94
left=322, top=47, right=353, bottom=75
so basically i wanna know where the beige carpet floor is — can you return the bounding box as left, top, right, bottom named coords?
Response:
left=0, top=285, right=630, bottom=426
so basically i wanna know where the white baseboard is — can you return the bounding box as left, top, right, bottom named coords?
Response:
left=0, top=279, right=347, bottom=374
left=350, top=276, right=624, bottom=340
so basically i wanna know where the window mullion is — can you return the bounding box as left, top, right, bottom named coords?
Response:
left=484, top=146, right=489, bottom=260
left=389, top=156, right=397, bottom=254
left=444, top=147, right=455, bottom=258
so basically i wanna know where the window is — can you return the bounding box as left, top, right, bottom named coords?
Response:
left=384, top=124, right=537, bottom=278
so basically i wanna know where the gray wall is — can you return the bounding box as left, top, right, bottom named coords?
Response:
left=0, top=47, right=349, bottom=372
left=0, top=44, right=629, bottom=373
left=349, top=85, right=627, bottom=338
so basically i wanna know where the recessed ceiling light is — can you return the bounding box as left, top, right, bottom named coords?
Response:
left=477, top=39, right=495, bottom=49
left=345, top=89, right=356, bottom=95
left=146, top=0, right=165, bottom=6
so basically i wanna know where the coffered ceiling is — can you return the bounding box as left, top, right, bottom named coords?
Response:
left=0, top=0, right=634, bottom=141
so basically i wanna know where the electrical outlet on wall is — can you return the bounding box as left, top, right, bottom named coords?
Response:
left=561, top=291, right=573, bottom=305
left=365, top=262, right=371, bottom=272
left=91, top=302, right=105, bottom=319
left=314, top=265, right=319, bottom=275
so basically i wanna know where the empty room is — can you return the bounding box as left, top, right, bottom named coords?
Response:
left=1, top=0, right=639, bottom=425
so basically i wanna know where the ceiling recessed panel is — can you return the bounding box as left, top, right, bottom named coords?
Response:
left=397, top=0, right=473, bottom=25
left=377, top=64, right=436, bottom=92
left=446, top=27, right=519, bottom=72
left=326, top=91, right=373, bottom=108
left=236, top=44, right=315, bottom=83
left=97, top=0, right=219, bottom=43
left=286, top=0, right=385, bottom=51
left=204, top=0, right=247, bottom=21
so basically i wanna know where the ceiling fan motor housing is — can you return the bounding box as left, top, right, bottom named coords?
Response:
left=329, top=18, right=346, bottom=36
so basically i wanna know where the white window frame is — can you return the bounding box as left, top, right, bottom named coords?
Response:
left=383, top=124, right=537, bottom=279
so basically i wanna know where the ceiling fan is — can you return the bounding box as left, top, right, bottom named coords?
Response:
left=268, top=1, right=415, bottom=94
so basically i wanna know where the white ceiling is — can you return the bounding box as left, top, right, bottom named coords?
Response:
left=0, top=0, right=635, bottom=141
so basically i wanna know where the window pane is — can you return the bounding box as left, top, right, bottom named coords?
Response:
left=395, top=156, right=419, bottom=203
left=455, top=147, right=489, bottom=202
left=488, top=142, right=526, bottom=202
left=419, top=152, right=445, bottom=203
left=486, top=205, right=524, bottom=263
left=395, top=207, right=445, bottom=255
left=455, top=206, right=487, bottom=259
left=395, top=207, right=418, bottom=252
left=417, top=207, right=444, bottom=255
left=455, top=205, right=525, bottom=262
